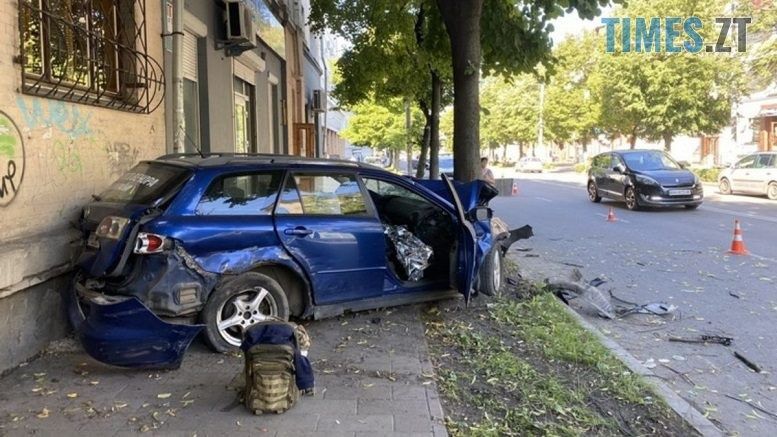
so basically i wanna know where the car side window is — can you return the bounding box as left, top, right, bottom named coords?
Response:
left=755, top=154, right=773, bottom=168
left=594, top=154, right=611, bottom=169
left=611, top=155, right=624, bottom=170
left=196, top=172, right=282, bottom=216
left=277, top=172, right=369, bottom=216
left=736, top=155, right=757, bottom=169
left=363, top=177, right=425, bottom=202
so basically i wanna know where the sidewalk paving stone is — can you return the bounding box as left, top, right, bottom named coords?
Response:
left=0, top=304, right=449, bottom=436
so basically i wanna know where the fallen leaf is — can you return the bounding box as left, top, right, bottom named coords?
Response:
left=157, top=393, right=172, bottom=399
left=36, top=408, right=49, bottom=419
left=66, top=392, right=78, bottom=399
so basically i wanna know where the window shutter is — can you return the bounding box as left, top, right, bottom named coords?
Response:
left=183, top=32, right=198, bottom=81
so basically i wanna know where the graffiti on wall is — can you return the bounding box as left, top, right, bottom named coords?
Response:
left=53, top=139, right=83, bottom=174
left=16, top=97, right=92, bottom=139
left=106, top=142, right=139, bottom=177
left=0, top=111, right=25, bottom=206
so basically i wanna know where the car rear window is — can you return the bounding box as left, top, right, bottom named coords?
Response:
left=99, top=162, right=191, bottom=205
left=196, top=171, right=283, bottom=215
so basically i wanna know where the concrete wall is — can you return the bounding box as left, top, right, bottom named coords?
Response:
left=0, top=0, right=166, bottom=371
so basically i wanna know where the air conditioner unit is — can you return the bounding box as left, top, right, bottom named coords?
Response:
left=225, top=0, right=257, bottom=48
left=312, top=90, right=325, bottom=112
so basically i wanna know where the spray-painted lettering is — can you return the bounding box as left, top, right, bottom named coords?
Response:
left=0, top=111, right=24, bottom=206
left=15, top=97, right=92, bottom=139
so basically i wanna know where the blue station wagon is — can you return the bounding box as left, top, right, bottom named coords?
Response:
left=69, top=154, right=527, bottom=368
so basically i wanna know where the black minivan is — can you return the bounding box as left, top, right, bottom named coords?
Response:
left=587, top=149, right=703, bottom=210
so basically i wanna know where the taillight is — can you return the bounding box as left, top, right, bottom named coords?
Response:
left=95, top=216, right=130, bottom=240
left=134, top=232, right=167, bottom=254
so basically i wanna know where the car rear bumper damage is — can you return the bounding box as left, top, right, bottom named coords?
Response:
left=74, top=288, right=203, bottom=369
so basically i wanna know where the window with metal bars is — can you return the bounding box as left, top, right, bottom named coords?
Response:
left=18, top=0, right=164, bottom=113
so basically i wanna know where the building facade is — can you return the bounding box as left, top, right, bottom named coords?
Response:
left=1, top=0, right=166, bottom=371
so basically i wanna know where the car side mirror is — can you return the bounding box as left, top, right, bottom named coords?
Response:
left=678, top=161, right=690, bottom=169
left=614, top=164, right=626, bottom=174
left=468, top=206, right=492, bottom=222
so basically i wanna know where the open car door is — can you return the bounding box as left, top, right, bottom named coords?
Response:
left=442, top=174, right=477, bottom=304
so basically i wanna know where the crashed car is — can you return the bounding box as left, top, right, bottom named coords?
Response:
left=69, top=154, right=530, bottom=368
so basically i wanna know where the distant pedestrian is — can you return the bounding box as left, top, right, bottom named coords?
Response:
left=480, top=157, right=495, bottom=186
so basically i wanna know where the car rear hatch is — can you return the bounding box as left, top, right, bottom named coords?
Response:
left=78, top=162, right=192, bottom=277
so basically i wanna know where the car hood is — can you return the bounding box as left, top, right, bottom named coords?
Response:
left=413, top=179, right=497, bottom=210
left=633, top=170, right=696, bottom=187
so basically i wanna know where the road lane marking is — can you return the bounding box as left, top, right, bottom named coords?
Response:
left=701, top=205, right=777, bottom=224
left=534, top=197, right=553, bottom=203
left=749, top=253, right=777, bottom=264
left=595, top=213, right=630, bottom=223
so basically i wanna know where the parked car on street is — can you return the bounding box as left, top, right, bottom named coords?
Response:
left=516, top=156, right=544, bottom=173
left=717, top=152, right=777, bottom=200
left=587, top=149, right=703, bottom=210
left=69, top=154, right=526, bottom=368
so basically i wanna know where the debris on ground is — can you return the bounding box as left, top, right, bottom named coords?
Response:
left=547, top=269, right=615, bottom=319
left=733, top=351, right=762, bottom=373
left=668, top=335, right=733, bottom=347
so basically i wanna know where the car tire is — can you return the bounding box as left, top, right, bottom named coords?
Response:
left=768, top=182, right=777, bottom=201
left=478, top=246, right=503, bottom=297
left=202, top=272, right=290, bottom=353
left=719, top=178, right=732, bottom=195
left=587, top=181, right=602, bottom=203
left=625, top=187, right=640, bottom=210
left=65, top=271, right=89, bottom=331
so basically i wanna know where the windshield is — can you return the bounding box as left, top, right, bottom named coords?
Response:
left=622, top=151, right=681, bottom=172
left=99, top=162, right=191, bottom=205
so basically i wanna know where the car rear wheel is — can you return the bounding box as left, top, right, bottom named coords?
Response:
left=768, top=182, right=777, bottom=201
left=625, top=187, right=640, bottom=210
left=587, top=181, right=601, bottom=203
left=202, top=272, right=290, bottom=352
left=719, top=178, right=732, bottom=195
left=478, top=246, right=503, bottom=296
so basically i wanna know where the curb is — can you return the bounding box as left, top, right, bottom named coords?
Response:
left=560, top=305, right=724, bottom=437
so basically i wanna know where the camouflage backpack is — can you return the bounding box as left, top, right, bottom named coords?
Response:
left=241, top=321, right=314, bottom=414
left=243, top=342, right=300, bottom=414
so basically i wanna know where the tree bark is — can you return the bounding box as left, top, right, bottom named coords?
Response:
left=429, top=70, right=442, bottom=179
left=663, top=131, right=673, bottom=152
left=519, top=143, right=524, bottom=158
left=436, top=0, right=483, bottom=182
left=416, top=102, right=431, bottom=178
left=405, top=99, right=412, bottom=175
left=629, top=130, right=637, bottom=149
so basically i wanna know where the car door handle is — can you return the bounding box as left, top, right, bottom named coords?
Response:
left=284, top=227, right=313, bottom=236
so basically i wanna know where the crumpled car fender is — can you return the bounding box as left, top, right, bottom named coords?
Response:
left=78, top=296, right=203, bottom=369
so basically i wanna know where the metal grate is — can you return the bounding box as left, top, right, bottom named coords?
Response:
left=18, top=0, right=164, bottom=113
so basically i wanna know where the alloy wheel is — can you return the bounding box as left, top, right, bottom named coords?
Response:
left=625, top=188, right=637, bottom=210
left=768, top=182, right=777, bottom=201
left=719, top=178, right=731, bottom=195
left=492, top=250, right=502, bottom=293
left=216, top=287, right=278, bottom=347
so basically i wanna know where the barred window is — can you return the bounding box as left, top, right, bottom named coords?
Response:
left=19, top=0, right=163, bottom=113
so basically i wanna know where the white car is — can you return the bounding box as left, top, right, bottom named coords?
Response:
left=516, top=156, right=544, bottom=173
left=718, top=152, right=777, bottom=200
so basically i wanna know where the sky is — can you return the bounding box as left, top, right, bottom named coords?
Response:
left=550, top=6, right=614, bottom=44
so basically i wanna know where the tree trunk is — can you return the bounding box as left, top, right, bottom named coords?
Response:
left=519, top=143, right=524, bottom=158
left=436, top=0, right=483, bottom=182
left=629, top=131, right=637, bottom=149
left=502, top=143, right=508, bottom=161
left=405, top=99, right=412, bottom=175
left=663, top=131, right=673, bottom=152
left=416, top=103, right=431, bottom=178
left=429, top=70, right=442, bottom=179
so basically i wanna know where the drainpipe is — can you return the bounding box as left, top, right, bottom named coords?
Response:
left=320, top=37, right=328, bottom=157
left=171, top=0, right=185, bottom=153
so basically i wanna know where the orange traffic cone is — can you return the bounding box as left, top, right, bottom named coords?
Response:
left=606, top=207, right=617, bottom=222
left=511, top=182, right=519, bottom=196
left=728, top=220, right=748, bottom=255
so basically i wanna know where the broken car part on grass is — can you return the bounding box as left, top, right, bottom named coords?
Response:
left=549, top=269, right=678, bottom=320
left=68, top=155, right=532, bottom=368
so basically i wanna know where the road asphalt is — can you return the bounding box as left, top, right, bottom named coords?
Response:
left=492, top=169, right=777, bottom=436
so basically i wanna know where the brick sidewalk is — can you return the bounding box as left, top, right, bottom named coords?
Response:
left=0, top=305, right=448, bottom=437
